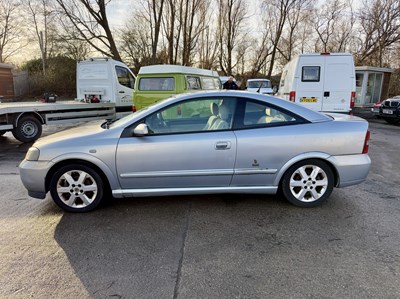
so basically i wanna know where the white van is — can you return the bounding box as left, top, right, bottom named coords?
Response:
left=277, top=53, right=356, bottom=113
left=246, top=78, right=274, bottom=94
left=76, top=57, right=136, bottom=114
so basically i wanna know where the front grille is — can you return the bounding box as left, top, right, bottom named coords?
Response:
left=383, top=100, right=400, bottom=108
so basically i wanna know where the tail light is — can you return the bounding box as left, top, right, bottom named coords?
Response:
left=132, top=105, right=137, bottom=113
left=350, top=91, right=355, bottom=108
left=289, top=91, right=296, bottom=102
left=362, top=130, right=370, bottom=154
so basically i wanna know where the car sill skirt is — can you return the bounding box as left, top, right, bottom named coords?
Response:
left=112, top=186, right=278, bottom=198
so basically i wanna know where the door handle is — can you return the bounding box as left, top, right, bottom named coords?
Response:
left=324, top=91, right=330, bottom=97
left=215, top=141, right=231, bottom=150
left=119, top=91, right=125, bottom=94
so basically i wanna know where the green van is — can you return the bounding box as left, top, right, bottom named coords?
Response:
left=133, top=65, right=221, bottom=111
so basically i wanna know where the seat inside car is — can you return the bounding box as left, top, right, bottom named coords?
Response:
left=210, top=103, right=229, bottom=130
left=203, top=102, right=219, bottom=130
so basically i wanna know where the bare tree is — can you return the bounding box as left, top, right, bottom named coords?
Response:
left=120, top=13, right=153, bottom=71
left=0, top=0, right=25, bottom=63
left=313, top=0, right=353, bottom=53
left=356, top=0, right=400, bottom=66
left=262, top=0, right=299, bottom=78
left=198, top=25, right=219, bottom=69
left=162, top=0, right=180, bottom=64
left=55, top=0, right=121, bottom=61
left=140, top=0, right=166, bottom=63
left=24, top=0, right=56, bottom=75
left=217, top=0, right=248, bottom=75
left=179, top=0, right=209, bottom=65
left=278, top=0, right=314, bottom=63
left=247, top=31, right=273, bottom=77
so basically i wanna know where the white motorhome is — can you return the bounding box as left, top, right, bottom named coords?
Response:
left=246, top=78, right=274, bottom=94
left=277, top=53, right=356, bottom=113
left=76, top=57, right=136, bottom=113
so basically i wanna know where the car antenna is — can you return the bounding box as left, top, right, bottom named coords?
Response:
left=257, top=82, right=262, bottom=93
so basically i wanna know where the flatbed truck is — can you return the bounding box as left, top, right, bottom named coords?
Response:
left=0, top=101, right=116, bottom=142
left=1, top=57, right=136, bottom=143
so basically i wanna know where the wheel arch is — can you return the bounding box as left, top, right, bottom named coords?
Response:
left=274, top=153, right=340, bottom=189
left=45, top=158, right=117, bottom=195
left=14, top=112, right=45, bottom=126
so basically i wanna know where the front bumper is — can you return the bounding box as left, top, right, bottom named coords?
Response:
left=19, top=159, right=54, bottom=199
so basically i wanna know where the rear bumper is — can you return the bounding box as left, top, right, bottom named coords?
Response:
left=328, top=154, right=371, bottom=188
left=19, top=160, right=54, bottom=199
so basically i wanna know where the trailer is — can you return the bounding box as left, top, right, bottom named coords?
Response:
left=0, top=101, right=116, bottom=142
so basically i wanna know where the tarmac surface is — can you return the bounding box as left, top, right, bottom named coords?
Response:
left=0, top=117, right=399, bottom=298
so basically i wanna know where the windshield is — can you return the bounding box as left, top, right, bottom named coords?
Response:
left=248, top=81, right=271, bottom=89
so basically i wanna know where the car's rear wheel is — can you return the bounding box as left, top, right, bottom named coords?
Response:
left=281, top=159, right=334, bottom=207
left=50, top=164, right=104, bottom=212
left=12, top=116, right=42, bottom=142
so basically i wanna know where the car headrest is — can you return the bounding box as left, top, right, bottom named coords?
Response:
left=210, top=102, right=219, bottom=116
left=219, top=104, right=229, bottom=121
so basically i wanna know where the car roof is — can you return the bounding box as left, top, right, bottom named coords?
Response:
left=138, top=65, right=219, bottom=77
left=247, top=78, right=271, bottom=82
left=149, top=90, right=332, bottom=123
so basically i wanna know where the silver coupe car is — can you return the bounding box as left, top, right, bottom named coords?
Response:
left=19, top=91, right=371, bottom=212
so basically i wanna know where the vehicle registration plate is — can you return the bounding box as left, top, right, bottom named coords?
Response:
left=382, top=109, right=393, bottom=114
left=300, top=97, right=318, bottom=103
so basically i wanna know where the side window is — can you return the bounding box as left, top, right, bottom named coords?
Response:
left=139, top=77, right=175, bottom=91
left=144, top=98, right=236, bottom=135
left=201, top=77, right=216, bottom=90
left=302, top=66, right=320, bottom=82
left=115, top=66, right=135, bottom=89
left=280, top=70, right=287, bottom=87
left=241, top=101, right=297, bottom=127
left=186, top=76, right=201, bottom=90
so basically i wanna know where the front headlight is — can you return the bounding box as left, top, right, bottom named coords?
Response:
left=25, top=147, right=40, bottom=161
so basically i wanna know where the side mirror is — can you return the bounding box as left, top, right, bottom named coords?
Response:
left=133, top=123, right=149, bottom=136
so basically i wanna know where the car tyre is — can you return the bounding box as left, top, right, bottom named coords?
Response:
left=12, top=116, right=42, bottom=142
left=281, top=159, right=334, bottom=207
left=50, top=164, right=104, bottom=212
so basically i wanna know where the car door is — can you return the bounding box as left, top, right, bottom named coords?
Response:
left=115, top=97, right=237, bottom=189
left=115, top=65, right=136, bottom=109
left=321, top=57, right=354, bottom=112
left=231, top=99, right=306, bottom=187
left=297, top=57, right=324, bottom=111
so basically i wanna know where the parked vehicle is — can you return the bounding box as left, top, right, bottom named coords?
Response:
left=76, top=57, right=136, bottom=115
left=371, top=100, right=385, bottom=117
left=133, top=65, right=220, bottom=111
left=0, top=58, right=135, bottom=143
left=19, top=91, right=371, bottom=212
left=277, top=53, right=356, bottom=113
left=246, top=79, right=274, bottom=94
left=379, top=96, right=400, bottom=124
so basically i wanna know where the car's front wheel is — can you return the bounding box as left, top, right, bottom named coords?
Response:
left=281, top=159, right=334, bottom=207
left=50, top=164, right=104, bottom=212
